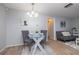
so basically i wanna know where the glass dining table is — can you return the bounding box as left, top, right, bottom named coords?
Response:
left=29, top=32, right=46, bottom=54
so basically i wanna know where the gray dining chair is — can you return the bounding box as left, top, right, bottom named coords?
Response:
left=40, top=30, right=47, bottom=48
left=22, top=30, right=35, bottom=51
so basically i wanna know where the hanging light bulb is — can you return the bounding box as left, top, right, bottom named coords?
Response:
left=34, top=12, right=38, bottom=18
left=27, top=12, right=30, bottom=16
left=31, top=11, right=34, bottom=15
left=29, top=13, right=32, bottom=17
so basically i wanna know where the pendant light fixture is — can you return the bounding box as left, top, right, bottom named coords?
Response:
left=27, top=3, right=39, bottom=18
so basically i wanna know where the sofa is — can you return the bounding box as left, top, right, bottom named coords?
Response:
left=56, top=31, right=77, bottom=42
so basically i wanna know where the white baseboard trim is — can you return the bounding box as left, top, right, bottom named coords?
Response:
left=6, top=43, right=23, bottom=48
left=0, top=46, right=7, bottom=52
left=0, top=43, right=23, bottom=53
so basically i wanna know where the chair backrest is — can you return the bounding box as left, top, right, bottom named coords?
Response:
left=56, top=31, right=62, bottom=37
left=22, top=30, right=30, bottom=42
left=41, top=30, right=47, bottom=41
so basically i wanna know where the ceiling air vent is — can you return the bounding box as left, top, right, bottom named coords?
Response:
left=64, top=3, right=73, bottom=8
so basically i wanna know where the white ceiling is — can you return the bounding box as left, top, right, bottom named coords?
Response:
left=2, top=3, right=79, bottom=18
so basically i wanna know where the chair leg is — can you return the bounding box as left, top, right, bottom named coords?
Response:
left=23, top=43, right=26, bottom=48
left=29, top=45, right=31, bottom=51
left=41, top=43, right=44, bottom=48
left=28, top=43, right=32, bottom=51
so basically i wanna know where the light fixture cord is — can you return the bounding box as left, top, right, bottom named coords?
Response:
left=32, top=3, right=35, bottom=11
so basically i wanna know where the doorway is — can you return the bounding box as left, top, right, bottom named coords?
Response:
left=48, top=17, right=55, bottom=40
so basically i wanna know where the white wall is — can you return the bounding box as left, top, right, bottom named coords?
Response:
left=71, top=18, right=79, bottom=33
left=6, top=9, right=48, bottom=46
left=5, top=8, right=73, bottom=46
left=0, top=5, right=6, bottom=50
left=55, top=17, right=72, bottom=31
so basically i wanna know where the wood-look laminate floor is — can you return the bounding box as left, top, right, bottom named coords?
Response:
left=47, top=39, right=79, bottom=55
left=0, top=39, right=79, bottom=55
